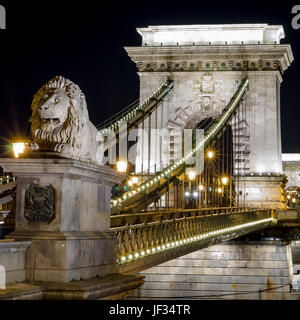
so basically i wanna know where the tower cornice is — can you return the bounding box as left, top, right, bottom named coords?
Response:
left=124, top=44, right=293, bottom=73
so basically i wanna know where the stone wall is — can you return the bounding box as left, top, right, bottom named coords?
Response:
left=130, top=240, right=299, bottom=300
left=0, top=241, right=31, bottom=285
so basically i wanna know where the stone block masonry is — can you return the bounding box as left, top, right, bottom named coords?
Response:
left=130, top=240, right=300, bottom=300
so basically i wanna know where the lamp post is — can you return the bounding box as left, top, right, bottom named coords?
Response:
left=292, top=197, right=296, bottom=208
left=10, top=138, right=30, bottom=158
left=198, top=184, right=204, bottom=208
left=12, top=143, right=25, bottom=158
left=206, top=150, right=214, bottom=207
left=207, top=150, right=214, bottom=159
left=187, top=170, right=197, bottom=208
left=188, top=170, right=196, bottom=181
left=221, top=176, right=228, bottom=186
left=221, top=176, right=229, bottom=206
left=131, top=176, right=139, bottom=185
left=286, top=193, right=291, bottom=207
left=117, top=160, right=127, bottom=173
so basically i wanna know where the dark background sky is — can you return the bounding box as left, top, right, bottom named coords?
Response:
left=0, top=1, right=299, bottom=154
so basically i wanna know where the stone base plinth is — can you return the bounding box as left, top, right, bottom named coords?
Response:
left=0, top=157, right=124, bottom=233
left=0, top=282, right=43, bottom=300
left=0, top=274, right=145, bottom=300
left=6, top=231, right=118, bottom=283
left=0, top=156, right=124, bottom=283
left=235, top=175, right=286, bottom=209
left=0, top=240, right=31, bottom=285
left=39, top=274, right=144, bottom=300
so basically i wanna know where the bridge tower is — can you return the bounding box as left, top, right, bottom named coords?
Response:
left=125, top=24, right=294, bottom=209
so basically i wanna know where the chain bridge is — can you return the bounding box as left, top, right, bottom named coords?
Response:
left=0, top=24, right=299, bottom=300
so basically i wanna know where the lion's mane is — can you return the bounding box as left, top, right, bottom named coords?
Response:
left=30, top=76, right=89, bottom=156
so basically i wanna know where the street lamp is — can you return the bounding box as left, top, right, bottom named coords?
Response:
left=199, top=185, right=204, bottom=191
left=128, top=180, right=133, bottom=187
left=185, top=191, right=191, bottom=198
left=12, top=142, right=25, bottom=158
left=207, top=151, right=214, bottom=159
left=292, top=198, right=296, bottom=204
left=221, top=176, right=228, bottom=185
left=217, top=187, right=222, bottom=194
left=287, top=194, right=291, bottom=200
left=188, top=170, right=196, bottom=181
left=131, top=176, right=139, bottom=185
left=11, top=138, right=30, bottom=158
left=117, top=160, right=127, bottom=173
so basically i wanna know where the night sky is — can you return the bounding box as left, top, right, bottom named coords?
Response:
left=0, top=1, right=300, bottom=154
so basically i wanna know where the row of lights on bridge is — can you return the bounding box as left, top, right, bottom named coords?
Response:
left=112, top=79, right=249, bottom=208
left=118, top=217, right=273, bottom=264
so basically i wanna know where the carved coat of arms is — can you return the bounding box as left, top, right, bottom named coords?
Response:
left=192, top=73, right=227, bottom=118
left=24, top=184, right=55, bottom=223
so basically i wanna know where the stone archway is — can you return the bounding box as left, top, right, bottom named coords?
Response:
left=166, top=74, right=250, bottom=176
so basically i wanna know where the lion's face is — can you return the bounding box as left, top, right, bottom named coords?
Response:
left=37, top=88, right=70, bottom=133
left=30, top=75, right=89, bottom=156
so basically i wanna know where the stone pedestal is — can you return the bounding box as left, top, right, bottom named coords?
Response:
left=235, top=175, right=286, bottom=209
left=0, top=157, right=124, bottom=282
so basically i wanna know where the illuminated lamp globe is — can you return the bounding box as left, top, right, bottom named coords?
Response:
left=207, top=151, right=214, bottom=159
left=188, top=171, right=196, bottom=181
left=221, top=176, right=228, bottom=185
left=117, top=160, right=127, bottom=173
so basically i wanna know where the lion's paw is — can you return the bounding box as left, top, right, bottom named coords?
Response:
left=54, top=143, right=72, bottom=155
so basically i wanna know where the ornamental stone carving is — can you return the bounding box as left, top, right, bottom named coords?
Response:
left=24, top=184, right=55, bottom=223
left=192, top=73, right=227, bottom=118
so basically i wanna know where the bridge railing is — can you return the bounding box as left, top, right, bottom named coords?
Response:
left=0, top=175, right=15, bottom=187
left=111, top=208, right=273, bottom=264
left=111, top=206, right=251, bottom=227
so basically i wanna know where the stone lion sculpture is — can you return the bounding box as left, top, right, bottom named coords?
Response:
left=30, top=75, right=101, bottom=163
